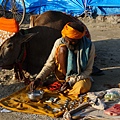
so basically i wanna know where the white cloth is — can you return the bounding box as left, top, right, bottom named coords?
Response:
left=0, top=30, right=15, bottom=46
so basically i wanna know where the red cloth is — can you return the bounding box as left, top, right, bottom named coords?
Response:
left=48, top=81, right=62, bottom=91
left=104, top=104, right=120, bottom=116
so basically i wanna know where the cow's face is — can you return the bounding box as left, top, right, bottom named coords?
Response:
left=0, top=32, right=37, bottom=70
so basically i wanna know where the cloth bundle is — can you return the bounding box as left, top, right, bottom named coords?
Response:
left=0, top=17, right=19, bottom=46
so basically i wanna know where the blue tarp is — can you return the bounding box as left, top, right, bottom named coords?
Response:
left=87, top=0, right=120, bottom=15
left=24, top=0, right=85, bottom=16
left=1, top=0, right=120, bottom=16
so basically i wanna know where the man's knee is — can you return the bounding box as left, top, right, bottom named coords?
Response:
left=80, top=79, right=91, bottom=93
left=76, top=79, right=91, bottom=94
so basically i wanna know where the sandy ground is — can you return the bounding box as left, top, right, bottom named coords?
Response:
left=0, top=15, right=120, bottom=120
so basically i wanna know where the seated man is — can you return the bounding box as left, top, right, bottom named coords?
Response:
left=30, top=22, right=95, bottom=97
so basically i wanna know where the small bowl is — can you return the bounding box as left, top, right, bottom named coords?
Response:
left=28, top=90, right=44, bottom=101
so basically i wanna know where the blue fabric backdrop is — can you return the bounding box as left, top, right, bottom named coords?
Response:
left=0, top=0, right=120, bottom=16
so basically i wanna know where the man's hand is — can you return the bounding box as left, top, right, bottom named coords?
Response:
left=60, top=82, right=70, bottom=92
left=29, top=78, right=42, bottom=92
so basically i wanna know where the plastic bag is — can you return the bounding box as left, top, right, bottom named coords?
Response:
left=104, top=90, right=120, bottom=101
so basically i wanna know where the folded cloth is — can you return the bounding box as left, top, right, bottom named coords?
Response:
left=0, top=17, right=19, bottom=32
left=0, top=17, right=19, bottom=46
left=104, top=104, right=120, bottom=116
left=87, top=92, right=106, bottom=110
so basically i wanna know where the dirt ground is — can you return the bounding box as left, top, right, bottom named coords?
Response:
left=0, top=15, right=120, bottom=120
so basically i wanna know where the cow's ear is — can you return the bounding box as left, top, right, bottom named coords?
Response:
left=19, top=29, right=39, bottom=43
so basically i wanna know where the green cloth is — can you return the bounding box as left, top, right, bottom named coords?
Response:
left=66, top=36, right=91, bottom=77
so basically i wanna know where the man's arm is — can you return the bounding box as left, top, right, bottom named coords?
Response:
left=36, top=39, right=61, bottom=81
left=29, top=38, right=63, bottom=91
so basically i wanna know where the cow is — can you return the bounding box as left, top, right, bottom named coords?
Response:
left=0, top=26, right=61, bottom=83
left=29, top=11, right=91, bottom=39
left=0, top=11, right=92, bottom=83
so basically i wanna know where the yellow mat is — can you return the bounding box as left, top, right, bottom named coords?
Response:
left=0, top=86, right=79, bottom=118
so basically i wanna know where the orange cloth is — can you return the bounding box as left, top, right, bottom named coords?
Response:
left=61, top=22, right=85, bottom=39
left=0, top=17, right=19, bottom=32
left=0, top=86, right=81, bottom=117
left=68, top=78, right=91, bottom=96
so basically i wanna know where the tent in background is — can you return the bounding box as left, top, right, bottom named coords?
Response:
left=24, top=0, right=120, bottom=16
left=24, top=0, right=85, bottom=16
left=0, top=0, right=120, bottom=16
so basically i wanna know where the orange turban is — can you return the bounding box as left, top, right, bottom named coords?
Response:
left=61, top=22, right=85, bottom=39
left=0, top=17, right=19, bottom=33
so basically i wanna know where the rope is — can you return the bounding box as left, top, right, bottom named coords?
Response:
left=14, top=43, right=30, bottom=85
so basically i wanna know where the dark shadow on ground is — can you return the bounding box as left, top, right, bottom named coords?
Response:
left=0, top=82, right=25, bottom=99
left=91, top=38, right=120, bottom=91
